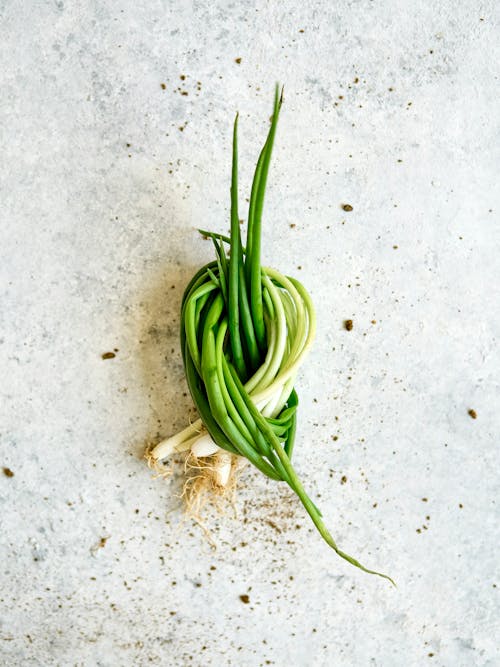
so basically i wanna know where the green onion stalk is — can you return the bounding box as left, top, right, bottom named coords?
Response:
left=148, top=86, right=394, bottom=585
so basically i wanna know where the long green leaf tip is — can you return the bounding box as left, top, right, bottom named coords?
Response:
left=160, top=86, right=394, bottom=585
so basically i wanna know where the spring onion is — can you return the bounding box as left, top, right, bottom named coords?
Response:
left=148, top=86, right=394, bottom=585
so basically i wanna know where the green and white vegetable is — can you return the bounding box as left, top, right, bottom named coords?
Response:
left=149, top=87, right=393, bottom=584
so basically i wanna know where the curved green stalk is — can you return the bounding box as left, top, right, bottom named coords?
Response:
left=228, top=113, right=246, bottom=379
left=246, top=85, right=283, bottom=351
left=226, top=362, right=395, bottom=586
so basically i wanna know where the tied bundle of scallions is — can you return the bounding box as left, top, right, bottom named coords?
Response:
left=148, top=86, right=394, bottom=584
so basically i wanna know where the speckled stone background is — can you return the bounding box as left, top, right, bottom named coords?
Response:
left=1, top=1, right=499, bottom=666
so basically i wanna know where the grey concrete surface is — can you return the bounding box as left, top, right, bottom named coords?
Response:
left=1, top=1, right=499, bottom=665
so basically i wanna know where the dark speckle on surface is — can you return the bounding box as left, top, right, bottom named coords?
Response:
left=101, top=351, right=116, bottom=359
left=3, top=467, right=14, bottom=477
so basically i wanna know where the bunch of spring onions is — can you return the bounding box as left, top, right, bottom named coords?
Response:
left=148, top=87, right=393, bottom=584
